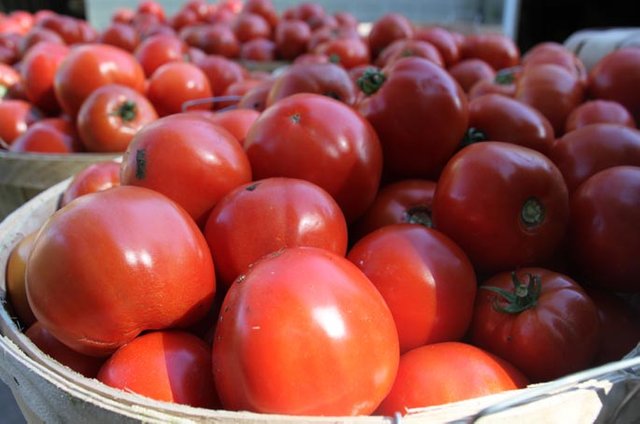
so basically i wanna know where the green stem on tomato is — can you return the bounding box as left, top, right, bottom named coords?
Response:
left=460, top=127, right=488, bottom=149
left=357, top=68, right=386, bottom=96
left=482, top=272, right=542, bottom=314
left=118, top=100, right=138, bottom=122
left=402, top=205, right=433, bottom=228
left=521, top=197, right=545, bottom=228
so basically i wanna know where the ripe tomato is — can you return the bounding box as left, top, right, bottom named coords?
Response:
left=564, top=99, right=636, bottom=133
left=9, top=117, right=78, bottom=153
left=568, top=166, right=640, bottom=293
left=347, top=224, right=477, bottom=353
left=204, top=177, right=348, bottom=289
left=413, top=26, right=461, bottom=67
left=470, top=268, right=601, bottom=382
left=198, top=108, right=260, bottom=147
left=60, top=160, right=121, bottom=207
left=17, top=27, right=65, bottom=58
left=239, top=37, right=276, bottom=62
left=367, top=13, right=414, bottom=60
left=236, top=78, right=273, bottom=111
left=467, top=68, right=518, bottom=99
left=432, top=142, right=569, bottom=275
left=0, top=99, right=41, bottom=145
left=77, top=83, right=158, bottom=152
left=232, top=12, right=271, bottom=43
left=54, top=43, right=146, bottom=117
left=120, top=113, right=251, bottom=225
left=548, top=123, right=640, bottom=192
left=376, top=342, right=528, bottom=415
left=447, top=58, right=496, bottom=93
left=521, top=41, right=587, bottom=83
left=180, top=24, right=240, bottom=58
left=99, top=22, right=140, bottom=53
left=97, top=330, right=218, bottom=408
left=20, top=41, right=69, bottom=115
left=314, top=37, right=371, bottom=70
left=146, top=61, right=213, bottom=116
left=467, top=93, right=555, bottom=156
left=306, top=25, right=360, bottom=52
left=212, top=246, right=399, bottom=415
left=460, top=33, right=520, bottom=71
left=133, top=33, right=188, bottom=77
left=26, top=185, right=216, bottom=357
left=375, top=39, right=443, bottom=69
left=245, top=93, right=383, bottom=223
left=357, top=57, right=468, bottom=180
left=274, top=19, right=311, bottom=61
left=242, top=0, right=279, bottom=28
left=193, top=54, right=246, bottom=97
left=6, top=231, right=38, bottom=328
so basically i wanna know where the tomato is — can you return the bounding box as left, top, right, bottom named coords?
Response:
left=26, top=322, right=106, bottom=378
left=60, top=160, right=121, bottom=207
left=432, top=142, right=569, bottom=275
left=467, top=67, right=518, bottom=100
left=245, top=93, right=382, bottom=223
left=111, top=8, right=135, bottom=24
left=98, top=330, right=218, bottom=408
left=466, top=93, right=555, bottom=156
left=374, top=39, right=443, bottom=69
left=447, top=58, right=496, bottom=93
left=20, top=41, right=69, bottom=115
left=314, top=37, right=370, bottom=70
left=212, top=246, right=399, bottom=415
left=239, top=37, right=276, bottom=62
left=521, top=41, right=587, bottom=84
left=351, top=179, right=436, bottom=241
left=205, top=177, right=348, bottom=289
left=99, top=22, right=140, bottom=53
left=413, top=26, right=460, bottom=67
left=120, top=113, right=251, bottom=225
left=460, top=33, right=520, bottom=71
left=548, top=123, right=640, bottom=192
left=348, top=224, right=476, bottom=353
left=306, top=25, right=360, bottom=52
left=232, top=13, right=271, bottom=43
left=376, top=342, right=528, bottom=415
left=274, top=19, right=311, bottom=61
left=17, top=27, right=65, bottom=58
left=334, top=11, right=358, bottom=29
left=470, top=268, right=601, bottom=382
left=54, top=43, right=146, bottom=117
left=367, top=13, right=414, bottom=60
left=286, top=2, right=327, bottom=29
left=180, top=24, right=240, bottom=58
left=35, top=14, right=95, bottom=45
left=242, top=0, right=279, bottom=29
left=266, top=62, right=357, bottom=107
left=0, top=99, right=41, bottom=146
left=77, top=83, right=158, bottom=152
left=26, top=185, right=216, bottom=357
left=5, top=231, right=38, bottom=328
left=193, top=54, right=246, bottom=97
left=357, top=57, right=468, bottom=180
left=564, top=99, right=636, bottom=133
left=9, top=117, right=78, bottom=153
left=199, top=108, right=259, bottom=147
left=219, top=79, right=261, bottom=109
left=236, top=78, right=273, bottom=111
left=515, top=63, right=585, bottom=136
left=588, top=48, right=640, bottom=125
left=147, top=61, right=213, bottom=116
left=133, top=33, right=188, bottom=78
left=137, top=0, right=166, bottom=22
left=568, top=166, right=640, bottom=292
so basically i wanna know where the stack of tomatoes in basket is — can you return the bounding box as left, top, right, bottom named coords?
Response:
left=2, top=0, right=640, bottom=417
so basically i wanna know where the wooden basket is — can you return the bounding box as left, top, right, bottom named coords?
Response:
left=0, top=180, right=639, bottom=423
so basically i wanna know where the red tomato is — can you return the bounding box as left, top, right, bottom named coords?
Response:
left=460, top=33, right=520, bottom=71
left=548, top=123, right=640, bottom=192
left=242, top=0, right=279, bottom=28
left=120, top=113, right=251, bottom=225
left=374, top=39, right=443, bottom=69
left=285, top=2, right=327, bottom=29
left=199, top=108, right=259, bottom=147
left=137, top=0, right=166, bottom=22
left=588, top=48, right=640, bottom=125
left=0, top=99, right=41, bottom=145
left=99, top=22, right=140, bottom=53
left=60, top=160, right=121, bottom=207
left=376, top=342, right=528, bottom=415
left=413, top=26, right=461, bottom=67
left=193, top=54, right=246, bottom=97
left=212, top=246, right=399, bottom=415
left=53, top=43, right=146, bottom=117
left=314, top=37, right=371, bottom=69
left=26, top=185, right=216, bottom=357
left=569, top=166, right=640, bottom=292
left=306, top=25, right=359, bottom=52
left=9, top=117, right=78, bottom=153
left=564, top=99, right=636, bottom=133
left=232, top=12, right=271, bottom=43
left=98, top=330, right=218, bottom=408
left=133, top=33, right=188, bottom=78
left=470, top=268, right=601, bottom=382
left=17, top=27, right=65, bottom=58
left=204, top=177, right=348, bottom=288
left=245, top=93, right=382, bottom=223
left=236, top=78, right=273, bottom=111
left=432, top=142, right=569, bottom=275
left=239, top=37, right=276, bottom=62
left=467, top=66, right=520, bottom=100
left=20, top=41, right=69, bottom=115
left=26, top=322, right=105, bottom=378
left=367, top=13, right=414, bottom=60
left=35, top=14, right=95, bottom=45
left=521, top=41, right=587, bottom=84
left=447, top=58, right=496, bottom=93
left=357, top=57, right=468, bottom=180
left=5, top=231, right=38, bottom=328
left=351, top=178, right=436, bottom=241
left=348, top=224, right=477, bottom=353
left=147, top=61, right=213, bottom=116
left=467, top=93, right=555, bottom=156
left=219, top=79, right=261, bottom=109
left=180, top=24, right=240, bottom=58
left=274, top=19, right=311, bottom=61
left=77, top=83, right=158, bottom=152
left=266, top=62, right=357, bottom=107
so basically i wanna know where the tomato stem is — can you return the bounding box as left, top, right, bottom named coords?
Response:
left=357, top=68, right=386, bottom=96
left=495, top=68, right=516, bottom=85
left=329, top=54, right=341, bottom=64
left=460, top=127, right=487, bottom=148
left=402, top=205, right=432, bottom=228
left=118, top=100, right=138, bottom=122
left=521, top=197, right=545, bottom=228
left=482, top=272, right=542, bottom=314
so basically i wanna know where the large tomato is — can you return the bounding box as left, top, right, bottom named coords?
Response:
left=568, top=166, right=640, bottom=293
left=212, top=246, right=399, bottom=415
left=347, top=224, right=477, bottom=353
left=120, top=113, right=251, bottom=225
left=357, top=57, right=468, bottom=180
left=244, top=93, right=382, bottom=223
left=564, top=100, right=636, bottom=133
left=273, top=18, right=311, bottom=60
left=146, top=61, right=213, bottom=116
left=26, top=185, right=216, bottom=357
left=521, top=41, right=587, bottom=84
left=432, top=142, right=569, bottom=275
left=5, top=231, right=38, bottom=328
left=19, top=41, right=69, bottom=115
left=376, top=342, right=528, bottom=415
left=469, top=268, right=601, bottom=383
left=133, top=33, right=188, bottom=77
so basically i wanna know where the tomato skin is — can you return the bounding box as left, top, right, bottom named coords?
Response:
left=460, top=33, right=520, bottom=71
left=237, top=78, right=273, bottom=111
left=413, top=26, right=460, bottom=67
left=200, top=108, right=260, bottom=147
left=180, top=24, right=240, bottom=58
left=548, top=124, right=640, bottom=192
left=77, top=83, right=158, bottom=152
left=375, top=39, right=443, bottom=69
left=245, top=93, right=383, bottom=224
left=432, top=142, right=569, bottom=275
left=19, top=41, right=68, bottom=115
left=146, top=61, right=212, bottom=116
left=133, top=33, right=188, bottom=78
left=521, top=41, right=587, bottom=84
left=568, top=166, right=640, bottom=293
left=357, top=57, right=468, bottom=180
left=98, top=330, right=218, bottom=408
left=314, top=37, right=371, bottom=70
left=347, top=224, right=477, bottom=353
left=239, top=37, right=276, bottom=62
left=212, top=246, right=399, bottom=416
left=26, top=185, right=216, bottom=357
left=447, top=58, right=496, bottom=93
left=99, top=22, right=140, bottom=53
left=205, top=177, right=348, bottom=289
left=274, top=19, right=311, bottom=61
left=376, top=342, right=528, bottom=415
left=0, top=99, right=41, bottom=145
left=193, top=54, right=246, bottom=97
left=9, top=117, right=77, bottom=153
left=467, top=93, right=555, bottom=156
left=120, top=113, right=251, bottom=225
left=232, top=12, right=271, bottom=43
left=470, top=268, right=601, bottom=383
left=564, top=99, right=636, bottom=133
left=367, top=13, right=414, bottom=60
left=6, top=232, right=38, bottom=328
left=60, top=160, right=121, bottom=207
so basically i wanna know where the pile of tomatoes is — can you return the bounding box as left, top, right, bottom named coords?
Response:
left=3, top=0, right=640, bottom=418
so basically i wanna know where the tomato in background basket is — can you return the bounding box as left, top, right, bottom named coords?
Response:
left=6, top=231, right=38, bottom=328
left=146, top=61, right=212, bottom=116
left=0, top=98, right=40, bottom=146
left=367, top=12, right=414, bottom=60
left=59, top=160, right=121, bottom=207
left=273, top=18, right=311, bottom=61
left=19, top=41, right=68, bottom=115
left=133, top=33, right=188, bottom=78
left=9, top=116, right=79, bottom=153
